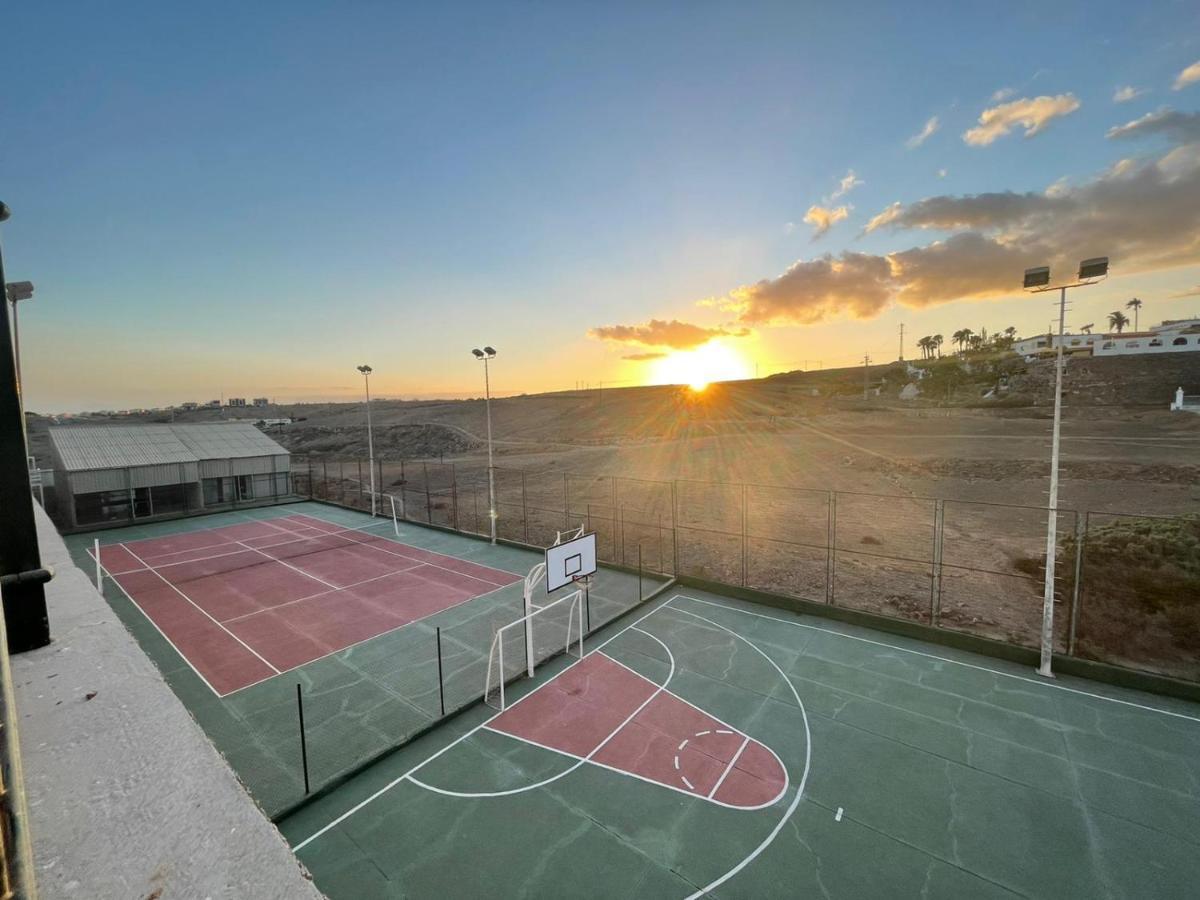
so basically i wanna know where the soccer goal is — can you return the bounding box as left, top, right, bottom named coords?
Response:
left=484, top=588, right=584, bottom=711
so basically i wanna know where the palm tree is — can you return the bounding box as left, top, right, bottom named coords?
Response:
left=917, top=336, right=932, bottom=359
left=1125, top=297, right=1142, bottom=331
left=932, top=334, right=944, bottom=358
left=1108, top=310, right=1130, bottom=334
left=1080, top=323, right=1093, bottom=334
left=952, top=328, right=973, bottom=352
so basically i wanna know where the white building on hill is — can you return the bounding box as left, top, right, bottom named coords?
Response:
left=1013, top=317, right=1200, bottom=358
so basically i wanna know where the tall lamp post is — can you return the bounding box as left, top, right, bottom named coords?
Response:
left=357, top=365, right=377, bottom=516
left=1023, top=256, right=1108, bottom=678
left=471, top=346, right=498, bottom=544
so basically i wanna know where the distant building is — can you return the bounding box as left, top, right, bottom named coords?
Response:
left=228, top=398, right=247, bottom=408
left=47, top=422, right=292, bottom=530
left=180, top=402, right=198, bottom=411
left=1013, top=317, right=1200, bottom=358
left=205, top=400, right=221, bottom=408
left=253, top=397, right=270, bottom=407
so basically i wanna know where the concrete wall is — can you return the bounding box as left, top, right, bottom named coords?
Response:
left=12, top=508, right=323, bottom=899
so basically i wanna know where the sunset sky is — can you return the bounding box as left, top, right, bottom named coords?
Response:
left=4, top=2, right=1200, bottom=411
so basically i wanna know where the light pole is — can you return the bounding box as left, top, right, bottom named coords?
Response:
left=1023, top=256, right=1108, bottom=678
left=5, top=281, right=33, bottom=398
left=472, top=346, right=498, bottom=544
left=356, top=365, right=377, bottom=516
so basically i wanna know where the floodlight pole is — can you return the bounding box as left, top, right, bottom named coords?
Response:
left=357, top=365, right=376, bottom=516
left=483, top=355, right=497, bottom=544
left=1025, top=258, right=1106, bottom=678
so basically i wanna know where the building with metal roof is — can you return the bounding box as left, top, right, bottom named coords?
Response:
left=47, top=422, right=292, bottom=529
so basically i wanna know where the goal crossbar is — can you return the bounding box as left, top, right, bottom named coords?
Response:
left=484, top=588, right=584, bottom=711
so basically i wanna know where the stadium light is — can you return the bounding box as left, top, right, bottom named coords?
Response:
left=1022, top=256, right=1108, bottom=679
left=5, top=281, right=34, bottom=396
left=356, top=365, right=377, bottom=517
left=472, top=346, right=498, bottom=544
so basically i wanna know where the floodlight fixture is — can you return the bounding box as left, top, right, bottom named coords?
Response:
left=357, top=364, right=372, bottom=375
left=471, top=348, right=485, bottom=358
left=1078, top=257, right=1109, bottom=281
left=1023, top=266, right=1051, bottom=289
left=5, top=281, right=33, bottom=302
left=483, top=346, right=497, bottom=357
left=472, top=344, right=499, bottom=543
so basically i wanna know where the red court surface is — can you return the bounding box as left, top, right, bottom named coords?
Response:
left=93, top=513, right=521, bottom=696
left=488, top=652, right=787, bottom=809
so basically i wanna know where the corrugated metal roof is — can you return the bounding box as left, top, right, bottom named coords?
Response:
left=48, top=423, right=288, bottom=472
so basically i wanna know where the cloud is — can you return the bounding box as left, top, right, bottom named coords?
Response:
left=963, top=94, right=1081, bottom=145
left=1174, top=60, right=1200, bottom=91
left=1113, top=85, right=1144, bottom=103
left=906, top=116, right=940, bottom=149
left=1168, top=285, right=1200, bottom=298
left=830, top=169, right=864, bottom=199
left=621, top=351, right=668, bottom=361
left=803, top=204, right=850, bottom=238
left=937, top=168, right=948, bottom=178
left=991, top=87, right=1015, bottom=103
left=1106, top=108, right=1200, bottom=144
left=589, top=318, right=749, bottom=350
left=731, top=253, right=895, bottom=325
left=726, top=139, right=1200, bottom=325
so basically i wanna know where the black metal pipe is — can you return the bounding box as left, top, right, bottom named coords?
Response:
left=436, top=627, right=446, bottom=717
left=296, top=683, right=310, bottom=794
left=0, top=202, right=50, bottom=653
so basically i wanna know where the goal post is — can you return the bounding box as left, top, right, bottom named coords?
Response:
left=484, top=588, right=584, bottom=711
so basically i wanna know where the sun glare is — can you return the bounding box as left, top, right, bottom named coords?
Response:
left=649, top=341, right=752, bottom=390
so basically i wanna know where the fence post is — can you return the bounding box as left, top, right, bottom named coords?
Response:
left=619, top=505, right=626, bottom=566
left=436, top=627, right=446, bottom=717
left=563, top=473, right=570, bottom=528
left=826, top=491, right=837, bottom=604
left=423, top=461, right=433, bottom=523
left=473, top=487, right=480, bottom=534
left=638, top=544, right=643, bottom=602
left=741, top=482, right=748, bottom=587
left=450, top=463, right=459, bottom=531
left=296, top=684, right=310, bottom=795
left=521, top=470, right=530, bottom=543
left=357, top=459, right=364, bottom=507
left=671, top=480, right=680, bottom=576
left=930, top=500, right=944, bottom=626
left=1068, top=513, right=1086, bottom=656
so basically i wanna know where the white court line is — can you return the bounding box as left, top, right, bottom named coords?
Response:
left=708, top=736, right=750, bottom=800
left=124, top=514, right=302, bottom=564
left=664, top=602, right=812, bottom=900
left=672, top=594, right=1200, bottom=724
left=94, top=553, right=223, bottom=697
left=118, top=543, right=281, bottom=676
left=219, top=578, right=522, bottom=699
left=480, top=725, right=786, bottom=812
left=406, top=633, right=677, bottom=800
left=232, top=539, right=341, bottom=591
left=221, top=564, right=425, bottom=624
left=291, top=598, right=673, bottom=852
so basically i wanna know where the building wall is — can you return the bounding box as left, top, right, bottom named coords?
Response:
left=1093, top=334, right=1200, bottom=356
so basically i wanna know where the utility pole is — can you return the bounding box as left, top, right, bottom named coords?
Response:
left=862, top=354, right=871, bottom=400
left=898, top=322, right=905, bottom=362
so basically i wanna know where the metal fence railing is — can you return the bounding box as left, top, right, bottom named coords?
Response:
left=298, top=455, right=1199, bottom=685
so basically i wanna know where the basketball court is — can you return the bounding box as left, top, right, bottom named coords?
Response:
left=281, top=588, right=1200, bottom=899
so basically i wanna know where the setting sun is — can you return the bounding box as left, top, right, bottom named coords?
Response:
left=648, top=341, right=753, bottom=390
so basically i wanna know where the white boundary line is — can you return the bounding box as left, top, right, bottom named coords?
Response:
left=409, top=631, right=673, bottom=799
left=291, top=598, right=671, bottom=853
left=232, top=539, right=341, bottom=590
left=708, top=736, right=750, bottom=800
left=94, top=553, right=223, bottom=697
left=664, top=602, right=812, bottom=900
left=672, top=594, right=1200, bottom=724
left=218, top=578, right=523, bottom=699
left=221, top=564, right=425, bottom=624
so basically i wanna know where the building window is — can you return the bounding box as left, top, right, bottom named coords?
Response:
left=1174, top=337, right=1188, bottom=346
left=1125, top=341, right=1139, bottom=348
left=1070, top=340, right=1080, bottom=346
left=1149, top=339, right=1162, bottom=347
left=236, top=475, right=254, bottom=500
left=1102, top=341, right=1116, bottom=349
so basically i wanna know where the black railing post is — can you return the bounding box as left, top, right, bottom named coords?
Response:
left=638, top=544, right=643, bottom=602
left=436, top=627, right=446, bottom=717
left=296, top=683, right=310, bottom=794
left=0, top=203, right=50, bottom=653
left=521, top=470, right=529, bottom=543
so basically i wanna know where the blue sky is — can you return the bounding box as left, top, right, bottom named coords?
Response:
left=4, top=1, right=1199, bottom=410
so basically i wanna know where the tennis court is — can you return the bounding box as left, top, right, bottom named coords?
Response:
left=91, top=512, right=520, bottom=695
left=281, top=588, right=1200, bottom=899
left=71, top=502, right=663, bottom=817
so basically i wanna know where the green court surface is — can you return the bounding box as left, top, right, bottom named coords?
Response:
left=280, top=588, right=1200, bottom=899
left=65, top=501, right=663, bottom=817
